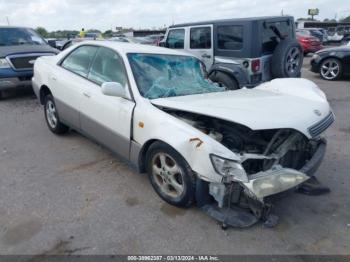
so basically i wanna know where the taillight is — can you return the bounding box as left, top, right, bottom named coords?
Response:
left=251, top=59, right=260, bottom=73
left=300, top=38, right=310, bottom=43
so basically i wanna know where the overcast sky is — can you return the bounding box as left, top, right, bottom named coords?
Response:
left=0, top=0, right=349, bottom=31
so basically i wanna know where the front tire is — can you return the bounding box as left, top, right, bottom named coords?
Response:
left=44, top=94, right=69, bottom=134
left=146, top=142, right=196, bottom=207
left=319, top=58, right=342, bottom=81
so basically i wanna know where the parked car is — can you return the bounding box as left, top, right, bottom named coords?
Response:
left=327, top=27, right=344, bottom=42
left=0, top=26, right=58, bottom=99
left=161, top=16, right=303, bottom=89
left=55, top=39, right=69, bottom=50
left=84, top=32, right=101, bottom=40
left=134, top=37, right=154, bottom=45
left=336, top=26, right=350, bottom=45
left=108, top=36, right=147, bottom=44
left=60, top=33, right=104, bottom=50
left=296, top=29, right=326, bottom=43
left=45, top=38, right=59, bottom=49
left=60, top=38, right=85, bottom=50
left=296, top=32, right=323, bottom=55
left=144, top=34, right=165, bottom=46
left=317, top=28, right=329, bottom=42
left=327, top=27, right=350, bottom=45
left=310, top=45, right=350, bottom=80
left=33, top=41, right=333, bottom=227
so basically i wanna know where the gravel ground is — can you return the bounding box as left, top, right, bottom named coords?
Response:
left=0, top=58, right=349, bottom=255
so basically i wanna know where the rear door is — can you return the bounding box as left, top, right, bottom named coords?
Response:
left=53, top=45, right=99, bottom=129
left=80, top=47, right=135, bottom=158
left=188, top=25, right=214, bottom=69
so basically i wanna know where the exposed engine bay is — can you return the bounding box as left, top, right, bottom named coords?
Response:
left=159, top=107, right=326, bottom=228
left=164, top=108, right=319, bottom=175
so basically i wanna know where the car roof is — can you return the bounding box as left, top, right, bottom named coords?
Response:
left=169, top=16, right=293, bottom=28
left=79, top=41, right=194, bottom=57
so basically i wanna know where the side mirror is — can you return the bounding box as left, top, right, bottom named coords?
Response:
left=101, top=82, right=126, bottom=98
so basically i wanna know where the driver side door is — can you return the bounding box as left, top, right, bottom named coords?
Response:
left=80, top=47, right=135, bottom=159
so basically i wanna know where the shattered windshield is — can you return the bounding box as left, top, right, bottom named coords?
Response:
left=127, top=53, right=225, bottom=99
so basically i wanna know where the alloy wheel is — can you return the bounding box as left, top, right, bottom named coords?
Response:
left=320, top=59, right=340, bottom=80
left=46, top=100, right=58, bottom=129
left=286, top=47, right=301, bottom=75
left=151, top=152, right=185, bottom=198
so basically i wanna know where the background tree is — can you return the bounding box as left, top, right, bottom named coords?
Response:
left=35, top=27, right=49, bottom=38
left=340, top=16, right=350, bottom=23
left=86, top=29, right=102, bottom=34
left=103, top=30, right=113, bottom=38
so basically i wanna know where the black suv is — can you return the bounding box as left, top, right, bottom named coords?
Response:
left=0, top=26, right=58, bottom=99
left=161, top=16, right=303, bottom=89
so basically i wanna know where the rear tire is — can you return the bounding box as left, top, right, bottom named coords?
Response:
left=210, top=71, right=239, bottom=90
left=271, top=38, right=303, bottom=78
left=146, top=142, right=196, bottom=207
left=44, top=94, right=69, bottom=134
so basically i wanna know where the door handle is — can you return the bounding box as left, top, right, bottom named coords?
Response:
left=202, top=54, right=211, bottom=59
left=83, top=92, right=91, bottom=98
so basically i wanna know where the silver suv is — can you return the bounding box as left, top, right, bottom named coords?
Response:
left=161, top=16, right=303, bottom=89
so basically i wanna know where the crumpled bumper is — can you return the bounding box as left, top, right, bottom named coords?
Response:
left=242, top=139, right=327, bottom=201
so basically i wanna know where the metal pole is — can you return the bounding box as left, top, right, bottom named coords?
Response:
left=6, top=16, right=10, bottom=25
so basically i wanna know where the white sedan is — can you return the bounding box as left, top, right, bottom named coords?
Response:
left=32, top=41, right=334, bottom=227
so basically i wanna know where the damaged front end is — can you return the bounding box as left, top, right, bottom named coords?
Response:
left=166, top=109, right=329, bottom=228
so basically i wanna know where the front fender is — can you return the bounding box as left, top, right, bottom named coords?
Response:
left=133, top=100, right=239, bottom=183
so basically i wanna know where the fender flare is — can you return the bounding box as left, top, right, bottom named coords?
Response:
left=208, top=63, right=249, bottom=88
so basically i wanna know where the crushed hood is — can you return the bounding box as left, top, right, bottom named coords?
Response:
left=151, top=78, right=331, bottom=138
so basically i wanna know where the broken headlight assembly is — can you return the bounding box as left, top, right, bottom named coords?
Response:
left=210, top=154, right=248, bottom=183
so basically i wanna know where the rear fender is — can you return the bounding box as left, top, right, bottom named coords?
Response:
left=209, top=63, right=249, bottom=88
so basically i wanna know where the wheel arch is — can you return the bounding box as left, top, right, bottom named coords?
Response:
left=208, top=63, right=248, bottom=88
left=319, top=56, right=342, bottom=66
left=209, top=67, right=238, bottom=83
left=138, top=139, right=191, bottom=174
left=39, top=85, right=52, bottom=105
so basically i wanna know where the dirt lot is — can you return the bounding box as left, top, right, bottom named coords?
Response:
left=0, top=57, right=349, bottom=255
